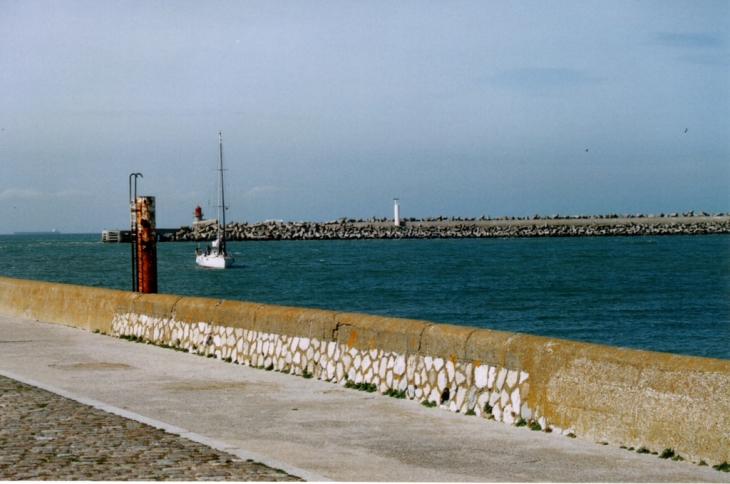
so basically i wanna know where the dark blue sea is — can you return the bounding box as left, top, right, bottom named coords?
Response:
left=1, top=234, right=728, bottom=360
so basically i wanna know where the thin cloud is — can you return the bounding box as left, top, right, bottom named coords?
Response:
left=655, top=32, right=724, bottom=49
left=0, top=188, right=88, bottom=200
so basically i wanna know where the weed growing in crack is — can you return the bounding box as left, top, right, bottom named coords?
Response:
left=659, top=448, right=675, bottom=459
left=384, top=388, right=406, bottom=399
left=713, top=462, right=730, bottom=472
left=421, top=400, right=437, bottom=408
left=636, top=447, right=651, bottom=454
left=529, top=421, right=542, bottom=431
left=344, top=381, right=377, bottom=392
left=515, top=418, right=527, bottom=427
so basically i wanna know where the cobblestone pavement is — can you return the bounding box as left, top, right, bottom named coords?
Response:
left=0, top=375, right=303, bottom=481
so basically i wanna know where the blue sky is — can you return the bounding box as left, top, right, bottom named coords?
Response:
left=1, top=1, right=728, bottom=233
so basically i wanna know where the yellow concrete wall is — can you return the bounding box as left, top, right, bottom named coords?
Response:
left=0, top=276, right=727, bottom=465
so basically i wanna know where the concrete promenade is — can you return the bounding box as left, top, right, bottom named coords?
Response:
left=0, top=315, right=727, bottom=482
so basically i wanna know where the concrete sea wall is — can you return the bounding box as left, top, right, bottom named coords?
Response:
left=167, top=214, right=730, bottom=241
left=0, top=275, right=728, bottom=466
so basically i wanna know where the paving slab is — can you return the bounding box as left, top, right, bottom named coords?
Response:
left=0, top=314, right=727, bottom=482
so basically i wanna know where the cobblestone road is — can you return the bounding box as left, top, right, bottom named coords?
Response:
left=0, top=375, right=302, bottom=481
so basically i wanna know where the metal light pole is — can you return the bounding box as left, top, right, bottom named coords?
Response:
left=129, top=173, right=142, bottom=291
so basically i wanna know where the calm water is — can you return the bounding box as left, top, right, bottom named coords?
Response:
left=1, top=234, right=728, bottom=360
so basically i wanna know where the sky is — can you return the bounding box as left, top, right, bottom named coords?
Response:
left=1, top=1, right=728, bottom=233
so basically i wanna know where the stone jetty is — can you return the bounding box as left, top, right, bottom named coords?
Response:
left=165, top=211, right=730, bottom=242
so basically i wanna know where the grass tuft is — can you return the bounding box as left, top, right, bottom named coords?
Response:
left=421, top=400, right=437, bottom=408
left=713, top=462, right=730, bottom=472
left=659, top=448, right=675, bottom=459
left=636, top=447, right=651, bottom=454
left=515, top=417, right=527, bottom=427
left=529, top=421, right=542, bottom=431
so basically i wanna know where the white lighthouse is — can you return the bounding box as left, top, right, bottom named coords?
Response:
left=393, top=198, right=400, bottom=227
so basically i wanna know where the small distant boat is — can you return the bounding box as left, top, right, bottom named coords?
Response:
left=195, top=132, right=234, bottom=269
left=14, top=229, right=61, bottom=235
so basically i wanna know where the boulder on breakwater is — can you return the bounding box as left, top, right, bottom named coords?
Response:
left=167, top=212, right=730, bottom=242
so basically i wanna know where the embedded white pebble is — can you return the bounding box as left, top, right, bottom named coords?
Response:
left=378, top=359, right=387, bottom=379
left=256, top=340, right=263, bottom=354
left=387, top=356, right=395, bottom=370
left=489, top=391, right=500, bottom=408
left=154, top=327, right=160, bottom=340
left=354, top=372, right=363, bottom=384
left=520, top=371, right=529, bottom=383
left=348, top=368, right=356, bottom=381
left=511, top=388, right=521, bottom=413
left=539, top=416, right=546, bottom=429
left=386, top=370, right=393, bottom=387
left=464, top=363, right=473, bottom=386
left=424, top=356, right=433, bottom=371
left=506, top=370, right=518, bottom=389
left=487, top=366, right=496, bottom=388
left=313, top=350, right=320, bottom=363
left=449, top=401, right=457, bottom=412
left=475, top=365, right=488, bottom=389
left=264, top=356, right=272, bottom=368
left=299, top=337, right=310, bottom=351
left=364, top=368, right=373, bottom=382
left=362, top=355, right=371, bottom=371
left=477, top=392, right=490, bottom=408
left=503, top=405, right=515, bottom=424
left=408, top=385, right=415, bottom=399
left=354, top=354, right=362, bottom=370
left=327, top=362, right=336, bottom=380
left=428, top=389, right=440, bottom=403
left=327, top=342, right=336, bottom=358
left=495, top=368, right=507, bottom=390
left=213, top=335, right=222, bottom=347
left=467, top=387, right=477, bottom=410
left=285, top=352, right=292, bottom=364
left=306, top=346, right=314, bottom=361
left=226, top=326, right=234, bottom=337
left=369, top=348, right=378, bottom=360
left=398, top=378, right=407, bottom=391
left=455, top=371, right=466, bottom=386
left=393, top=356, right=406, bottom=376
left=455, top=387, right=466, bottom=409
left=415, top=388, right=423, bottom=399
left=275, top=340, right=283, bottom=357
left=445, top=360, right=455, bottom=382
left=336, top=362, right=344, bottom=381
left=342, top=354, right=352, bottom=371
left=500, top=389, right=509, bottom=408
left=437, top=370, right=447, bottom=392
left=433, top=358, right=444, bottom=372
left=414, top=373, right=421, bottom=386
left=290, top=337, right=299, bottom=352
left=493, top=404, right=502, bottom=422
left=293, top=352, right=301, bottom=365
left=333, top=346, right=341, bottom=361
left=263, top=341, right=270, bottom=356
left=349, top=346, right=358, bottom=358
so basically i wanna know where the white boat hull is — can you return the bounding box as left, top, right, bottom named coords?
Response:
left=196, top=253, right=234, bottom=269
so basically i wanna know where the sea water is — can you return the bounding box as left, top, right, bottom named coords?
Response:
left=0, top=233, right=727, bottom=360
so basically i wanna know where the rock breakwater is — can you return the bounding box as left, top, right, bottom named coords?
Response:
left=165, top=212, right=730, bottom=242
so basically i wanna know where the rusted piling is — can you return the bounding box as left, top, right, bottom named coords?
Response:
left=135, top=196, right=157, bottom=294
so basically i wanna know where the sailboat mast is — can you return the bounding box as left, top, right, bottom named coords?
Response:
left=218, top=131, right=226, bottom=255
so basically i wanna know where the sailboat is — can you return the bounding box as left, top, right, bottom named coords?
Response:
left=195, top=132, right=235, bottom=269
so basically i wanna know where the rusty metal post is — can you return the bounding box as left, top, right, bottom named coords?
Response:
left=135, top=196, right=157, bottom=294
